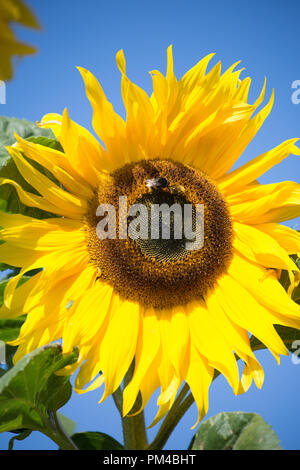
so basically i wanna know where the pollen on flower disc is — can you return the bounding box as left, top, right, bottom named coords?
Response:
left=84, top=159, right=233, bottom=309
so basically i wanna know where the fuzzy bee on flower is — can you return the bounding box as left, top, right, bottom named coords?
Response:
left=146, top=176, right=170, bottom=191
left=146, top=176, right=185, bottom=196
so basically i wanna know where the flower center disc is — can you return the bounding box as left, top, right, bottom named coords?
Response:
left=85, top=159, right=233, bottom=309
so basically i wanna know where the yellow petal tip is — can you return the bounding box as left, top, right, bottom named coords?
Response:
left=116, top=49, right=126, bottom=74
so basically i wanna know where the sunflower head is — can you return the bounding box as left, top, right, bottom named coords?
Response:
left=85, top=157, right=234, bottom=309
left=1, top=46, right=300, bottom=426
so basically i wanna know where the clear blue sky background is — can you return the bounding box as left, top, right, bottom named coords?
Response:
left=0, top=0, right=300, bottom=450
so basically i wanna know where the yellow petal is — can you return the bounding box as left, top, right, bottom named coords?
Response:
left=185, top=345, right=214, bottom=428
left=253, top=223, right=300, bottom=254
left=237, top=359, right=264, bottom=395
left=38, top=113, right=63, bottom=139
left=0, top=215, right=85, bottom=251
left=0, top=177, right=69, bottom=217
left=188, top=301, right=239, bottom=393
left=123, top=307, right=160, bottom=416
left=179, top=53, right=215, bottom=96
left=7, top=146, right=87, bottom=217
left=99, top=296, right=141, bottom=401
left=14, top=134, right=94, bottom=199
left=75, top=374, right=105, bottom=394
left=63, top=282, right=113, bottom=352
left=219, top=139, right=299, bottom=194
left=233, top=222, right=299, bottom=271
left=60, top=108, right=108, bottom=185
left=77, top=66, right=126, bottom=169
left=116, top=50, right=155, bottom=159
left=228, top=252, right=300, bottom=321
left=228, top=181, right=300, bottom=224
left=38, top=111, right=109, bottom=183
left=158, top=306, right=190, bottom=379
left=0, top=272, right=42, bottom=319
left=217, top=274, right=288, bottom=357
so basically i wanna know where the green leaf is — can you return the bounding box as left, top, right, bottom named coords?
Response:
left=26, top=136, right=63, bottom=153
left=293, top=255, right=300, bottom=270
left=292, top=284, right=300, bottom=304
left=0, top=317, right=26, bottom=342
left=0, top=156, right=60, bottom=219
left=0, top=116, right=61, bottom=218
left=189, top=411, right=282, bottom=450
left=0, top=157, right=37, bottom=214
left=275, top=325, right=300, bottom=351
left=0, top=116, right=54, bottom=168
left=279, top=269, right=290, bottom=291
left=8, top=429, right=32, bottom=450
left=71, top=432, right=124, bottom=450
left=0, top=277, right=9, bottom=305
left=0, top=343, right=78, bottom=433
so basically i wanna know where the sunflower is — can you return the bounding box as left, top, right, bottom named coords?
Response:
left=0, top=0, right=39, bottom=81
left=1, top=47, right=300, bottom=427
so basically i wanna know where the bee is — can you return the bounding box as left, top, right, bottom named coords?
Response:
left=146, top=176, right=185, bottom=196
left=146, top=176, right=169, bottom=191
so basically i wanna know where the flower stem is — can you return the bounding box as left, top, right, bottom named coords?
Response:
left=122, top=407, right=148, bottom=450
left=46, top=411, right=78, bottom=450
left=113, top=361, right=148, bottom=450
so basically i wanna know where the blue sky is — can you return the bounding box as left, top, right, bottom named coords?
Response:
left=0, top=0, right=300, bottom=450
